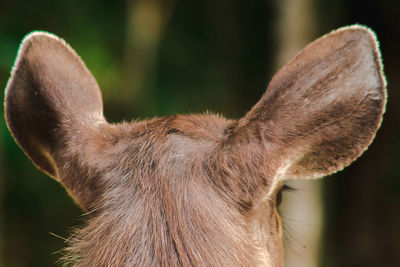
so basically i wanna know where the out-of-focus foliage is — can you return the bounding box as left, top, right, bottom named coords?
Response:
left=0, top=0, right=399, bottom=266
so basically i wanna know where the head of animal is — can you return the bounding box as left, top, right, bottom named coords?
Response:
left=4, top=25, right=386, bottom=266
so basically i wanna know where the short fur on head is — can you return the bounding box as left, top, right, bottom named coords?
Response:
left=4, top=25, right=386, bottom=266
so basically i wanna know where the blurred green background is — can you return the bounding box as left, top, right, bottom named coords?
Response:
left=0, top=0, right=399, bottom=266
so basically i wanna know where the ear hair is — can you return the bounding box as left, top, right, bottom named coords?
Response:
left=228, top=25, right=386, bottom=183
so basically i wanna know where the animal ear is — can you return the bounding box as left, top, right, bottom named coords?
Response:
left=230, top=25, right=386, bottom=181
left=5, top=32, right=111, bottom=210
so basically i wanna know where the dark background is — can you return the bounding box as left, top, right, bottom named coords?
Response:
left=0, top=0, right=399, bottom=266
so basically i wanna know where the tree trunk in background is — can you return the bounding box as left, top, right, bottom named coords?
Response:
left=123, top=0, right=176, bottom=106
left=275, top=1, right=322, bottom=267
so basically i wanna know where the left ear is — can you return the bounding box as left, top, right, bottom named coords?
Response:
left=227, top=25, right=386, bottom=181
left=4, top=32, right=113, bottom=210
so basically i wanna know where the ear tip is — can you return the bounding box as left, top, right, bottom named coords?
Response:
left=332, top=24, right=376, bottom=39
left=335, top=24, right=376, bottom=34
left=5, top=31, right=63, bottom=94
left=330, top=24, right=381, bottom=53
left=18, top=31, right=70, bottom=57
left=21, top=31, right=65, bottom=46
left=332, top=24, right=387, bottom=90
left=327, top=24, right=387, bottom=118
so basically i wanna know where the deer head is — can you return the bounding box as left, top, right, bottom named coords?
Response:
left=4, top=25, right=386, bottom=266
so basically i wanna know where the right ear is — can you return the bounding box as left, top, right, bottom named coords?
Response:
left=226, top=25, right=386, bottom=187
left=5, top=32, right=111, bottom=210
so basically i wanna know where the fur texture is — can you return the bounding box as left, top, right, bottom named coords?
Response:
left=4, top=25, right=386, bottom=266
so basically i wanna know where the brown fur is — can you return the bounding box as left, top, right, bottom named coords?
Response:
left=4, top=25, right=386, bottom=266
